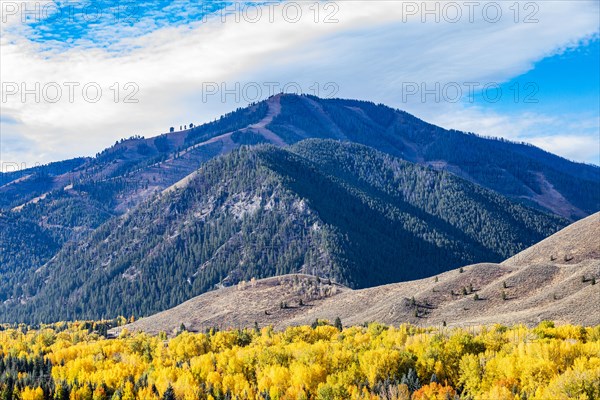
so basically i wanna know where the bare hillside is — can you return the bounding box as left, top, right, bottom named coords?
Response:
left=116, top=275, right=347, bottom=336
left=503, top=212, right=599, bottom=266
left=116, top=213, right=599, bottom=336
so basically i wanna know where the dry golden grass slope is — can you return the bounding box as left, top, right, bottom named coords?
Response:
left=118, top=213, right=600, bottom=335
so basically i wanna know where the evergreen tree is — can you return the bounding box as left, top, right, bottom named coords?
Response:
left=334, top=317, right=343, bottom=331
left=401, top=368, right=421, bottom=392
left=163, top=384, right=176, bottom=400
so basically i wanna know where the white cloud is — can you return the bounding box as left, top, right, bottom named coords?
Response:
left=528, top=135, right=599, bottom=165
left=1, top=0, right=599, bottom=166
left=428, top=105, right=600, bottom=164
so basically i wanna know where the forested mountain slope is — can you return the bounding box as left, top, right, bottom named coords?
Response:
left=0, top=102, right=272, bottom=305
left=1, top=141, right=566, bottom=323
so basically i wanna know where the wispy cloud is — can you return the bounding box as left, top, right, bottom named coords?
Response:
left=1, top=0, right=598, bottom=166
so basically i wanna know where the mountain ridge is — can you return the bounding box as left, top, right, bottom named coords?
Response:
left=0, top=140, right=566, bottom=323
left=2, top=94, right=598, bottom=218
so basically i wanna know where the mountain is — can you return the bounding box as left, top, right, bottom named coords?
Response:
left=0, top=94, right=597, bottom=323
left=116, top=212, right=600, bottom=336
left=1, top=140, right=566, bottom=323
left=2, top=94, right=598, bottom=219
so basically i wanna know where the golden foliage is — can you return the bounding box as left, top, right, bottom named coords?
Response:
left=0, top=321, right=599, bottom=399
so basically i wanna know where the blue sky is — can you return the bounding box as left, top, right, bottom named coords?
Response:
left=473, top=38, right=599, bottom=115
left=465, top=37, right=599, bottom=163
left=1, top=0, right=599, bottom=167
left=22, top=1, right=231, bottom=49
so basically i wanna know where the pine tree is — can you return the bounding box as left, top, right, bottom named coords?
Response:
left=334, top=317, right=343, bottom=331
left=54, top=382, right=70, bottom=400
left=163, top=385, right=176, bottom=400
left=401, top=368, right=421, bottom=392
left=0, top=376, right=14, bottom=400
